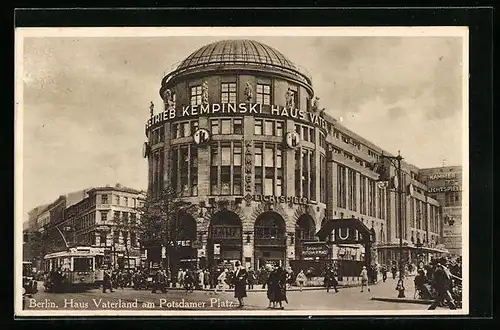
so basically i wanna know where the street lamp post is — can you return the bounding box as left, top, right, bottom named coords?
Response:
left=380, top=150, right=406, bottom=298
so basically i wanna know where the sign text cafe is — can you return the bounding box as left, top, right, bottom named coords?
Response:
left=145, top=102, right=329, bottom=132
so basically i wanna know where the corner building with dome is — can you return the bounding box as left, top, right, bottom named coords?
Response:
left=143, top=39, right=450, bottom=276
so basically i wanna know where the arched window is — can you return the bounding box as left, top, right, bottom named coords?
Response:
left=295, top=215, right=316, bottom=241
left=209, top=211, right=242, bottom=240
left=254, top=212, right=285, bottom=239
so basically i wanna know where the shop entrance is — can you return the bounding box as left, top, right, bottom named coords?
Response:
left=168, top=212, right=197, bottom=272
left=254, top=211, right=286, bottom=270
left=295, top=214, right=317, bottom=259
left=207, top=210, right=242, bottom=269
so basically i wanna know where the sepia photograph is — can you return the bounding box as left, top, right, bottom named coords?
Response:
left=15, top=26, right=469, bottom=316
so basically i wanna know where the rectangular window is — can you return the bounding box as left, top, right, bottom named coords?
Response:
left=211, top=119, right=219, bottom=135
left=302, top=150, right=309, bottom=199
left=221, top=145, right=231, bottom=166
left=255, top=144, right=263, bottom=194
left=171, top=147, right=178, bottom=191
left=221, top=119, right=231, bottom=134
left=319, top=132, right=326, bottom=149
left=115, top=196, right=120, bottom=205
left=221, top=166, right=231, bottom=195
left=320, top=155, right=326, bottom=203
left=337, top=164, right=347, bottom=208
left=295, top=150, right=301, bottom=197
left=254, top=145, right=263, bottom=166
left=276, top=148, right=282, bottom=168
left=302, top=126, right=308, bottom=142
left=348, top=169, right=356, bottom=211
left=254, top=119, right=263, bottom=135
left=360, top=175, right=367, bottom=215
left=180, top=146, right=189, bottom=196
left=190, top=85, right=202, bottom=106
left=171, top=123, right=178, bottom=139
left=256, top=84, right=271, bottom=105
left=368, top=180, right=376, bottom=217
left=190, top=121, right=199, bottom=135
left=101, top=195, right=108, bottom=204
left=159, top=126, right=165, bottom=142
left=233, top=166, right=242, bottom=195
left=309, top=127, right=315, bottom=144
left=264, top=147, right=274, bottom=167
left=309, top=151, right=316, bottom=201
left=221, top=82, right=237, bottom=103
left=276, top=121, right=283, bottom=137
left=123, top=197, right=128, bottom=207
left=233, top=144, right=242, bottom=166
left=264, top=120, right=274, bottom=136
left=101, top=211, right=107, bottom=223
left=190, top=147, right=198, bottom=196
left=234, top=119, right=243, bottom=134
left=210, top=166, right=219, bottom=195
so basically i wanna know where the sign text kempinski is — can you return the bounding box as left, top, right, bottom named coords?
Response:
left=145, top=103, right=329, bottom=131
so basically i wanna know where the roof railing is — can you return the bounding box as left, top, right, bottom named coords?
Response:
left=161, top=54, right=312, bottom=86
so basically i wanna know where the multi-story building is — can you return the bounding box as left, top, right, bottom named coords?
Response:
left=419, top=166, right=463, bottom=256
left=59, top=185, right=145, bottom=268
left=23, top=185, right=145, bottom=269
left=143, top=39, right=452, bottom=273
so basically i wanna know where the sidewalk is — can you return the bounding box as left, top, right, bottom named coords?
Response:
left=369, top=277, right=433, bottom=305
left=161, top=281, right=381, bottom=292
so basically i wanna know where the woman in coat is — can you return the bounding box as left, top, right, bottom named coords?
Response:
left=233, top=261, right=248, bottom=307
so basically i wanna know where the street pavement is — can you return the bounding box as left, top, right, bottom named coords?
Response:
left=23, top=278, right=451, bottom=312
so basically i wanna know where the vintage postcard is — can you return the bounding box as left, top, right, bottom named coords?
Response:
left=15, top=26, right=469, bottom=317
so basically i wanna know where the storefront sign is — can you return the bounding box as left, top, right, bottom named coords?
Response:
left=253, top=194, right=309, bottom=205
left=213, top=244, right=221, bottom=255
left=428, top=173, right=458, bottom=180
left=301, top=243, right=329, bottom=257
left=428, top=186, right=461, bottom=193
left=244, top=141, right=253, bottom=195
left=145, top=103, right=328, bottom=131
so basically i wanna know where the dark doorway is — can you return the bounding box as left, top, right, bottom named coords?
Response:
left=254, top=212, right=286, bottom=270
left=295, top=214, right=317, bottom=259
left=207, top=210, right=242, bottom=268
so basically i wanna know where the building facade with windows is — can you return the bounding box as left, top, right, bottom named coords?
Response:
left=144, top=39, right=448, bottom=271
left=24, top=185, right=145, bottom=270
left=419, top=166, right=463, bottom=256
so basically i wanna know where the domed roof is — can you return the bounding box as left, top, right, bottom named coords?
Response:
left=177, top=39, right=298, bottom=71
left=163, top=39, right=312, bottom=88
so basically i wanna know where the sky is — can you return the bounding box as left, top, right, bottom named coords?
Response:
left=19, top=31, right=465, bottom=221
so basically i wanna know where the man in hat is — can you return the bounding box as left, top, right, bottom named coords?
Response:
left=360, top=266, right=370, bottom=292
left=428, top=258, right=457, bottom=310
left=233, top=261, right=248, bottom=308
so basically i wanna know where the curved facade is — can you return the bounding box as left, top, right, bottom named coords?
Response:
left=144, top=39, right=446, bottom=271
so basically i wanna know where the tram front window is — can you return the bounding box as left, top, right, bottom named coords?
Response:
left=73, top=257, right=93, bottom=272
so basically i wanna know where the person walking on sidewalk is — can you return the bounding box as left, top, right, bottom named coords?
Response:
left=215, top=268, right=228, bottom=293
left=360, top=266, right=370, bottom=292
left=381, top=265, right=388, bottom=283
left=295, top=269, right=307, bottom=292
left=233, top=261, right=248, bottom=308
left=428, top=258, right=457, bottom=310
left=247, top=268, right=256, bottom=290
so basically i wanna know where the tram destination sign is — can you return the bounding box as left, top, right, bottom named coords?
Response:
left=145, top=103, right=328, bottom=131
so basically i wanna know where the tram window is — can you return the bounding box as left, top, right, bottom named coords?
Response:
left=73, top=258, right=93, bottom=272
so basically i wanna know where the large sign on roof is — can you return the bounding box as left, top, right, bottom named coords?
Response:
left=145, top=103, right=328, bottom=132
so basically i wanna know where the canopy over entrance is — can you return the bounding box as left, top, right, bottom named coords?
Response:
left=315, top=218, right=375, bottom=244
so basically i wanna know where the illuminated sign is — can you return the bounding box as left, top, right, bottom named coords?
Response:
left=253, top=194, right=309, bottom=205
left=428, top=186, right=461, bottom=193
left=193, top=128, right=210, bottom=145
left=145, top=103, right=328, bottom=131
left=286, top=131, right=300, bottom=149
left=428, top=173, right=458, bottom=180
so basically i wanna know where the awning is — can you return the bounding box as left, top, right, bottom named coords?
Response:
left=315, top=218, right=374, bottom=243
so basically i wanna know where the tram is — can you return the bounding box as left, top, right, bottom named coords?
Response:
left=43, top=246, right=105, bottom=292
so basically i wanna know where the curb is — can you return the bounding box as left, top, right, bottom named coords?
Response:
left=370, top=297, right=433, bottom=305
